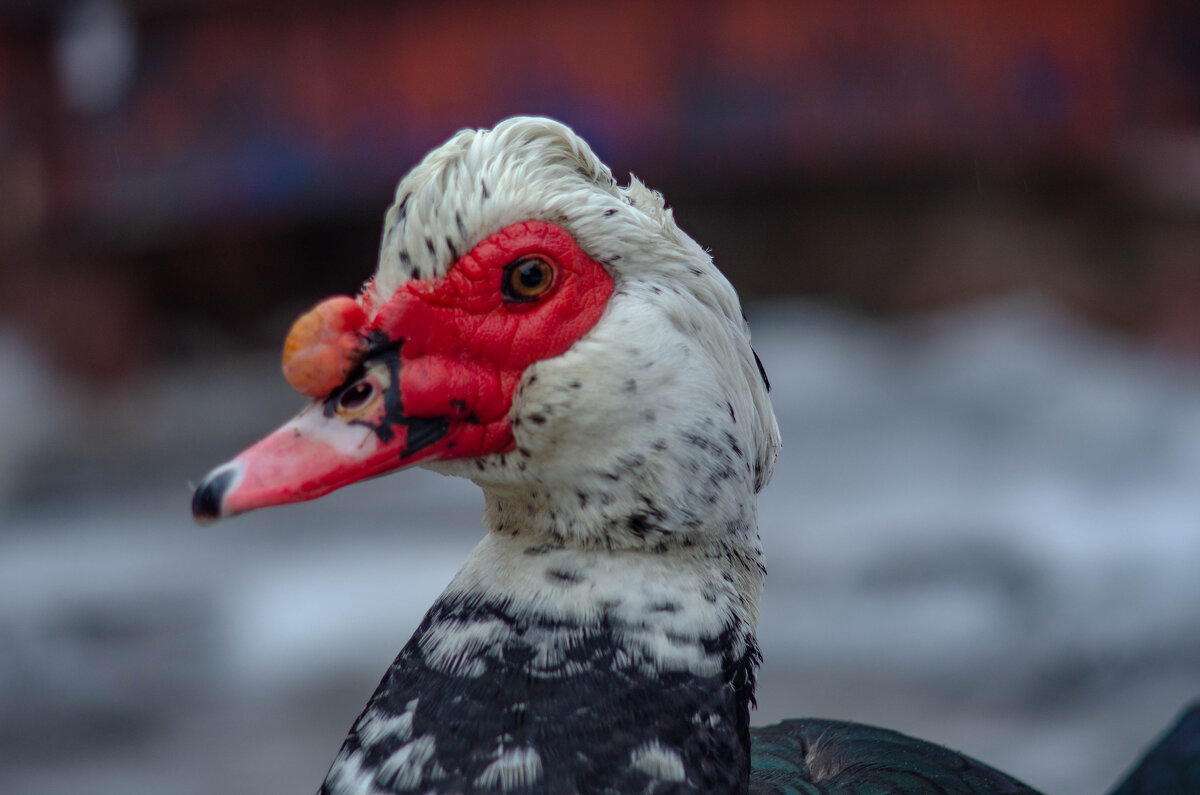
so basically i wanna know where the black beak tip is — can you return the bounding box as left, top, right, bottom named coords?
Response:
left=192, top=467, right=235, bottom=524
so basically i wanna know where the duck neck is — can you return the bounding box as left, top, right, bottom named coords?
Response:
left=321, top=524, right=763, bottom=795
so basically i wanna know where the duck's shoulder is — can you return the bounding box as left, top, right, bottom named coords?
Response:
left=749, top=719, right=1042, bottom=795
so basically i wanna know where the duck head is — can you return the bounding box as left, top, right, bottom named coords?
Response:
left=193, top=117, right=779, bottom=550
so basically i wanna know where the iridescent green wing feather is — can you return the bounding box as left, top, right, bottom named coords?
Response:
left=749, top=719, right=1041, bottom=795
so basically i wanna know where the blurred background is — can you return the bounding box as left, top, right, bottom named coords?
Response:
left=2, top=1, right=1200, bottom=793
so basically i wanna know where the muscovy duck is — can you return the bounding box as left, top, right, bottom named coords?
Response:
left=192, top=117, right=1199, bottom=794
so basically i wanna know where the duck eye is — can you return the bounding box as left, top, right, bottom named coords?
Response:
left=502, top=256, right=556, bottom=302
left=337, top=381, right=375, bottom=413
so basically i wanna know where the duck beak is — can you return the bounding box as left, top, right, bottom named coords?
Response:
left=190, top=394, right=452, bottom=523
left=191, top=293, right=510, bottom=524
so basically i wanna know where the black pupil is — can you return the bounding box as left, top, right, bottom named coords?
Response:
left=340, top=382, right=373, bottom=410
left=519, top=261, right=547, bottom=289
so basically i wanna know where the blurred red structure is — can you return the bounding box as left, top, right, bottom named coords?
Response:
left=9, top=0, right=1193, bottom=227
left=1, top=0, right=1198, bottom=377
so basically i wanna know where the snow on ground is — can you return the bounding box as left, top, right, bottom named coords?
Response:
left=1, top=295, right=1199, bottom=795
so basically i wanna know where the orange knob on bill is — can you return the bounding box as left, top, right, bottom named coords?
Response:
left=281, top=295, right=367, bottom=397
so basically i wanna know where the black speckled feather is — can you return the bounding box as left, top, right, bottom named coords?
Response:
left=748, top=720, right=1041, bottom=795
left=320, top=591, right=758, bottom=794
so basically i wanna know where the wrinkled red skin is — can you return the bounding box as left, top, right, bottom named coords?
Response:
left=193, top=220, right=614, bottom=521
left=367, top=220, right=615, bottom=463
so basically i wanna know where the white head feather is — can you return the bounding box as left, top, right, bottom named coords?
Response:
left=365, top=116, right=779, bottom=554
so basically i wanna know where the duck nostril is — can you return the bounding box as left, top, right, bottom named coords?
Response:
left=192, top=467, right=237, bottom=523
left=338, top=382, right=375, bottom=412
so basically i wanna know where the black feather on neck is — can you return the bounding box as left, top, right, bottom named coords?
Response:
left=320, top=590, right=760, bottom=795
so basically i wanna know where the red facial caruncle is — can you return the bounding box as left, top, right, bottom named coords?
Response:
left=192, top=220, right=614, bottom=522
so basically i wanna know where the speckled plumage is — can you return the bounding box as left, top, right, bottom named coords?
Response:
left=311, top=116, right=776, bottom=794
left=321, top=589, right=756, bottom=795
left=319, top=526, right=763, bottom=794
left=196, top=117, right=1197, bottom=795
